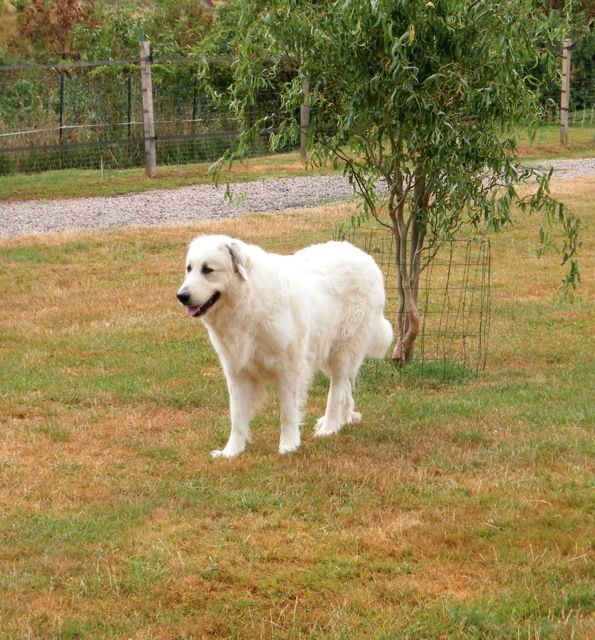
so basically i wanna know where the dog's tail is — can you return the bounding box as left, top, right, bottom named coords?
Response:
left=367, top=317, right=393, bottom=359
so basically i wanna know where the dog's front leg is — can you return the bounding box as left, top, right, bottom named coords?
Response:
left=278, top=374, right=307, bottom=455
left=212, top=373, right=263, bottom=459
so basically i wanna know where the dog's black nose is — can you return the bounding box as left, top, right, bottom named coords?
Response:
left=177, top=291, right=190, bottom=305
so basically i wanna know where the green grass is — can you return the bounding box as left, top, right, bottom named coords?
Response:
left=0, top=182, right=593, bottom=638
left=0, top=152, right=334, bottom=202
left=516, top=122, right=595, bottom=159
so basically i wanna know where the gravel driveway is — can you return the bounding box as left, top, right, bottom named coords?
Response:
left=0, top=158, right=593, bottom=238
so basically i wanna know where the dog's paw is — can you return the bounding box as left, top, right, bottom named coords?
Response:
left=211, top=447, right=243, bottom=459
left=348, top=411, right=362, bottom=425
left=314, top=417, right=341, bottom=437
left=279, top=440, right=300, bottom=455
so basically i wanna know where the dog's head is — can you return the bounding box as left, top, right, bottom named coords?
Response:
left=176, top=235, right=249, bottom=319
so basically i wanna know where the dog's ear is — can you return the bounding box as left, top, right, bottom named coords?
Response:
left=226, top=242, right=249, bottom=281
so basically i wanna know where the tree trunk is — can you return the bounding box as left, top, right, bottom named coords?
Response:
left=391, top=215, right=421, bottom=363
left=391, top=171, right=427, bottom=363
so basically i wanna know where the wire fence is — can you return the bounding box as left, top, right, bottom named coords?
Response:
left=540, top=103, right=595, bottom=128
left=566, top=106, right=595, bottom=127
left=1, top=48, right=592, bottom=176
left=0, top=57, right=284, bottom=175
left=343, top=227, right=491, bottom=378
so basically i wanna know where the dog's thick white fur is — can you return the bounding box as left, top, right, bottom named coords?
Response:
left=177, top=234, right=393, bottom=458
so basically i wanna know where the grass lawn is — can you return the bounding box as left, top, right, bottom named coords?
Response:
left=0, top=153, right=335, bottom=203
left=0, top=178, right=593, bottom=639
left=0, top=124, right=593, bottom=203
left=515, top=123, right=594, bottom=159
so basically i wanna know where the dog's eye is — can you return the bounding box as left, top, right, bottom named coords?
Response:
left=186, top=265, right=192, bottom=273
left=201, top=265, right=214, bottom=275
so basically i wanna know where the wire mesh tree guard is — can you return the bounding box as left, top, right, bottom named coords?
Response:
left=342, top=226, right=491, bottom=378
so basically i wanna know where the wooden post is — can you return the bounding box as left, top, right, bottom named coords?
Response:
left=140, top=38, right=157, bottom=176
left=560, top=38, right=572, bottom=146
left=300, top=79, right=310, bottom=161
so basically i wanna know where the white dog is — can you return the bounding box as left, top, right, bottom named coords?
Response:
left=177, top=234, right=393, bottom=458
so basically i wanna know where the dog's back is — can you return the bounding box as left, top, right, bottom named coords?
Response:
left=290, top=241, right=392, bottom=357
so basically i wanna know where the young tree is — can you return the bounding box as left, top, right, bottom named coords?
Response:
left=211, top=0, right=580, bottom=362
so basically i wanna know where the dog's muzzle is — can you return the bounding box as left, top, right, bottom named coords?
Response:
left=178, top=290, right=221, bottom=317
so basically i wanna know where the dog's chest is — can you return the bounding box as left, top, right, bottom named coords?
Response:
left=208, top=324, right=285, bottom=378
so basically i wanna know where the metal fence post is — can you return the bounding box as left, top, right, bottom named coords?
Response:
left=127, top=74, right=133, bottom=140
left=59, top=72, right=65, bottom=143
left=300, top=78, right=310, bottom=161
left=560, top=38, right=572, bottom=146
left=140, top=37, right=157, bottom=176
left=192, top=77, right=198, bottom=126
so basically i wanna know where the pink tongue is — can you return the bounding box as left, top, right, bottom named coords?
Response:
left=186, top=306, right=201, bottom=317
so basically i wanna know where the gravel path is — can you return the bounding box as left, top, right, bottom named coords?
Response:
left=0, top=158, right=593, bottom=238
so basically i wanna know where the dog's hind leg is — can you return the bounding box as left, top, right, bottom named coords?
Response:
left=314, top=378, right=352, bottom=436
left=315, top=351, right=363, bottom=437
left=211, top=373, right=266, bottom=459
